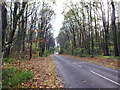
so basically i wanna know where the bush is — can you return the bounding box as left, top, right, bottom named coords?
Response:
left=33, top=54, right=39, bottom=58
left=43, top=50, right=50, bottom=57
left=73, top=48, right=86, bottom=57
left=49, top=47, right=55, bottom=54
left=109, top=46, right=114, bottom=56
left=59, top=49, right=64, bottom=54
left=4, top=63, right=10, bottom=66
left=59, top=48, right=69, bottom=54
left=3, top=58, right=18, bottom=63
left=2, top=66, right=34, bottom=88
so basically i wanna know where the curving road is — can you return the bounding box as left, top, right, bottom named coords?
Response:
left=53, top=54, right=120, bottom=88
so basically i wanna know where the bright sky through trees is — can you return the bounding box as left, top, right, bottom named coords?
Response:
left=52, top=0, right=120, bottom=38
left=52, top=0, right=80, bottom=38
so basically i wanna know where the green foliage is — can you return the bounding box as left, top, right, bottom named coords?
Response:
left=33, top=54, right=39, bottom=58
left=49, top=47, right=55, bottom=54
left=59, top=49, right=64, bottom=54
left=96, top=55, right=120, bottom=59
left=73, top=48, right=86, bottom=57
left=2, top=66, right=34, bottom=88
left=57, top=1, right=120, bottom=57
left=109, top=46, right=114, bottom=56
left=32, top=52, right=40, bottom=58
left=94, top=46, right=101, bottom=54
left=3, top=58, right=18, bottom=63
left=3, top=63, right=10, bottom=66
left=42, top=47, right=55, bottom=57
left=43, top=50, right=50, bottom=57
left=59, top=48, right=69, bottom=54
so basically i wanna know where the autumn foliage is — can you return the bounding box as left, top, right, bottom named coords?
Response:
left=2, top=56, right=64, bottom=88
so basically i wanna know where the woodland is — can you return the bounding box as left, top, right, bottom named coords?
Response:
left=0, top=0, right=120, bottom=88
left=57, top=1, right=120, bottom=58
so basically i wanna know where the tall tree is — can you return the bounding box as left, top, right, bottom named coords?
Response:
left=111, top=0, right=119, bottom=56
left=0, top=3, right=2, bottom=87
left=100, top=2, right=109, bottom=56
left=2, top=3, right=7, bottom=52
left=90, top=1, right=94, bottom=57
left=4, top=2, right=27, bottom=58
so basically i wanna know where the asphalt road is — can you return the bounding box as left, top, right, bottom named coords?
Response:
left=53, top=54, right=120, bottom=88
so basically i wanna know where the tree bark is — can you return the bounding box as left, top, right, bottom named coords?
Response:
left=94, top=13, right=97, bottom=41
left=2, top=3, right=7, bottom=52
left=118, top=22, right=120, bottom=54
left=21, top=14, right=25, bottom=59
left=87, top=8, right=91, bottom=55
left=111, top=1, right=119, bottom=56
left=0, top=3, right=2, bottom=87
left=90, top=2, right=94, bottom=57
left=100, top=2, right=109, bottom=56
left=29, top=17, right=33, bottom=60
left=4, top=2, right=27, bottom=58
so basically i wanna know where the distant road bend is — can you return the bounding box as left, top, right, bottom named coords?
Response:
left=53, top=54, right=120, bottom=88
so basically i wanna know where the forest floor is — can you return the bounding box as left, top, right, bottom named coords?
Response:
left=2, top=55, right=65, bottom=88
left=60, top=54, right=120, bottom=70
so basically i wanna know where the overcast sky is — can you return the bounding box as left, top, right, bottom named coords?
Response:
left=52, top=0, right=80, bottom=38
left=52, top=0, right=64, bottom=38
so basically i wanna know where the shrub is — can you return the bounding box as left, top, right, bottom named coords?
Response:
left=3, top=58, right=18, bottom=63
left=33, top=54, right=39, bottom=58
left=4, top=63, right=10, bottom=66
left=59, top=48, right=69, bottom=54
left=2, top=66, right=34, bottom=88
left=59, top=49, right=64, bottom=54
left=2, top=66, right=17, bottom=87
left=49, top=47, right=55, bottom=54
left=43, top=50, right=50, bottom=57
left=73, top=48, right=86, bottom=57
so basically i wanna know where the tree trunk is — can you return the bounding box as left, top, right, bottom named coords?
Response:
left=22, top=4, right=28, bottom=59
left=90, top=2, right=94, bottom=57
left=5, top=3, right=18, bottom=57
left=111, top=1, right=119, bottom=56
left=82, top=9, right=86, bottom=49
left=100, top=2, right=109, bottom=56
left=102, top=29, right=105, bottom=55
left=17, top=5, right=22, bottom=54
left=73, top=28, right=76, bottom=49
left=87, top=8, right=91, bottom=55
left=118, top=22, right=120, bottom=54
left=29, top=17, right=33, bottom=60
left=94, top=13, right=97, bottom=41
left=21, top=14, right=25, bottom=59
left=4, top=2, right=27, bottom=58
left=2, top=3, right=7, bottom=52
left=0, top=4, right=2, bottom=87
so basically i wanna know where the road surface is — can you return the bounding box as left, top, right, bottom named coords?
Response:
left=53, top=54, right=120, bottom=88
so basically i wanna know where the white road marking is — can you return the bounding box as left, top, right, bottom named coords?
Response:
left=89, top=70, right=120, bottom=86
left=78, top=65, right=82, bottom=67
left=72, top=62, right=82, bottom=67
left=79, top=62, right=87, bottom=64
left=73, top=63, right=76, bottom=64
